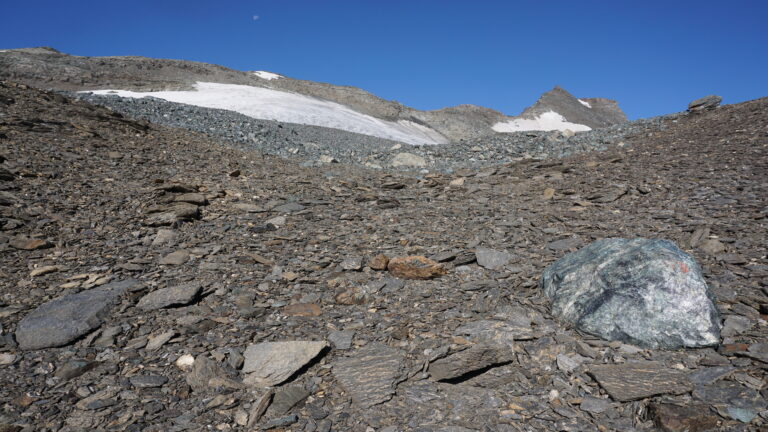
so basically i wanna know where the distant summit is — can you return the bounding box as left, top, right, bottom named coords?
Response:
left=0, top=47, right=628, bottom=144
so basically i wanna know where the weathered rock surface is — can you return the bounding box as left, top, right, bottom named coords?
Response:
left=15, top=279, right=137, bottom=350
left=136, top=282, right=202, bottom=311
left=541, top=238, right=721, bottom=349
left=688, top=95, right=722, bottom=112
left=242, top=341, right=327, bottom=386
left=429, top=345, right=515, bottom=381
left=332, top=343, right=405, bottom=408
left=588, top=361, right=692, bottom=401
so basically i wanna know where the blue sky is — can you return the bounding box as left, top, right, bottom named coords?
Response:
left=2, top=1, right=766, bottom=119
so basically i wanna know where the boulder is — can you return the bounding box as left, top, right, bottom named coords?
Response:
left=15, top=279, right=138, bottom=350
left=391, top=152, right=426, bottom=168
left=687, top=95, right=722, bottom=113
left=540, top=238, right=721, bottom=349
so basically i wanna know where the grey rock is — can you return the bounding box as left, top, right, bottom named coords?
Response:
left=267, top=384, right=311, bottom=416
left=688, top=95, right=722, bottom=112
left=540, top=238, right=721, bottom=349
left=589, top=361, right=692, bottom=401
left=261, top=414, right=298, bottom=430
left=340, top=256, right=363, bottom=271
left=15, top=279, right=137, bottom=350
left=130, top=375, right=168, bottom=388
left=698, top=238, right=725, bottom=256
left=328, top=330, right=354, bottom=350
left=332, top=343, right=405, bottom=408
left=580, top=396, right=612, bottom=414
left=242, top=341, right=327, bottom=386
left=137, top=282, right=202, bottom=311
left=474, top=247, right=512, bottom=270
left=429, top=344, right=514, bottom=381
left=272, top=202, right=305, bottom=213
left=454, top=320, right=530, bottom=347
left=391, top=152, right=426, bottom=168
left=689, top=366, right=735, bottom=386
left=159, top=249, right=190, bottom=265
left=720, top=315, right=753, bottom=337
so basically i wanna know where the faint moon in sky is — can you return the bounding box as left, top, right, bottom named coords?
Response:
left=253, top=15, right=260, bottom=21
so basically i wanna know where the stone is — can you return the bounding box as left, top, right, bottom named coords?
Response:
left=137, top=282, right=202, bottom=311
left=688, top=95, right=722, bottom=112
left=151, top=229, right=177, bottom=247
left=29, top=265, right=59, bottom=277
left=15, top=279, right=137, bottom=350
left=282, top=303, right=322, bottom=317
left=242, top=341, right=327, bottom=386
left=268, top=384, right=311, bottom=416
left=186, top=356, right=230, bottom=392
left=144, top=202, right=200, bottom=226
left=698, top=238, right=725, bottom=256
left=159, top=249, right=190, bottom=265
left=454, top=319, right=531, bottom=347
left=332, top=343, right=405, bottom=408
left=145, top=330, right=176, bottom=351
left=55, top=360, right=98, bottom=380
left=340, top=256, right=363, bottom=271
left=387, top=256, right=447, bottom=280
left=130, top=375, right=168, bottom=388
left=272, top=202, right=305, bottom=213
left=175, top=354, right=195, bottom=371
left=328, top=330, right=354, bottom=350
left=588, top=361, right=692, bottom=401
left=368, top=254, right=390, bottom=270
left=649, top=403, right=720, bottom=432
left=0, top=353, right=16, bottom=365
left=232, top=203, right=266, bottom=213
left=721, top=315, right=753, bottom=337
left=689, top=366, right=735, bottom=386
left=429, top=345, right=515, bottom=381
left=391, top=152, right=427, bottom=168
left=9, top=236, right=53, bottom=250
left=540, top=238, right=721, bottom=349
left=579, top=396, right=612, bottom=414
left=261, top=414, right=298, bottom=430
left=475, top=247, right=512, bottom=270
left=174, top=193, right=208, bottom=205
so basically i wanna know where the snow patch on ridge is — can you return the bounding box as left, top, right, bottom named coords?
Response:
left=578, top=99, right=592, bottom=108
left=492, top=111, right=592, bottom=133
left=84, top=82, right=448, bottom=145
left=253, top=71, right=282, bottom=80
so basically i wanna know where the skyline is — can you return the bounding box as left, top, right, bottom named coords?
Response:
left=1, top=1, right=766, bottom=120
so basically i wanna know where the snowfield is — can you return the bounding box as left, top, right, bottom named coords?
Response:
left=253, top=71, right=282, bottom=80
left=492, top=111, right=591, bottom=133
left=578, top=99, right=592, bottom=108
left=85, top=82, right=448, bottom=145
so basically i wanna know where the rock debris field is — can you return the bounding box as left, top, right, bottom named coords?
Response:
left=0, top=81, right=767, bottom=431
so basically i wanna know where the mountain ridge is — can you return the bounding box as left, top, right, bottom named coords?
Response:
left=0, top=47, right=628, bottom=143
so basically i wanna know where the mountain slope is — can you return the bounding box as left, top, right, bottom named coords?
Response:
left=0, top=47, right=628, bottom=143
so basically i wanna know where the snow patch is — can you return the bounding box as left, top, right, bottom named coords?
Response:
left=253, top=71, right=282, bottom=80
left=84, top=82, right=448, bottom=145
left=578, top=99, right=592, bottom=108
left=492, top=111, right=591, bottom=133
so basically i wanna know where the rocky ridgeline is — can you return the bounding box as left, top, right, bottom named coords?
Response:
left=72, top=92, right=672, bottom=173
left=0, top=81, right=767, bottom=431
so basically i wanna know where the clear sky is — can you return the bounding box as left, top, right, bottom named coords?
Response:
left=2, top=1, right=766, bottom=119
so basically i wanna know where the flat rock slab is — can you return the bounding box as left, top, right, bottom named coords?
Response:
left=588, top=361, right=692, bottom=401
left=475, top=247, right=512, bottom=270
left=429, top=344, right=515, bottom=381
left=242, top=341, right=327, bottom=387
left=137, top=282, right=202, bottom=311
left=15, top=279, right=138, bottom=350
left=540, top=238, right=721, bottom=349
left=649, top=403, right=720, bottom=432
left=455, top=319, right=533, bottom=346
left=332, top=343, right=405, bottom=408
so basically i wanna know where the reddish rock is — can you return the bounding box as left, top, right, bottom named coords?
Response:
left=9, top=236, right=53, bottom=251
left=650, top=403, right=720, bottom=432
left=283, top=303, right=322, bottom=317
left=387, top=256, right=447, bottom=280
left=368, top=254, right=390, bottom=271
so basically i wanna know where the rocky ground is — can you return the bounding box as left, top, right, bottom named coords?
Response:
left=0, top=80, right=766, bottom=431
left=72, top=92, right=669, bottom=173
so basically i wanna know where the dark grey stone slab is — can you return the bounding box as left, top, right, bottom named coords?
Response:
left=15, top=279, right=138, bottom=350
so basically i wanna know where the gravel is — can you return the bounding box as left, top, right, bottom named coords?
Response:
left=71, top=92, right=677, bottom=172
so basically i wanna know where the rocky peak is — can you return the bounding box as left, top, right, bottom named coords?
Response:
left=520, top=86, right=627, bottom=129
